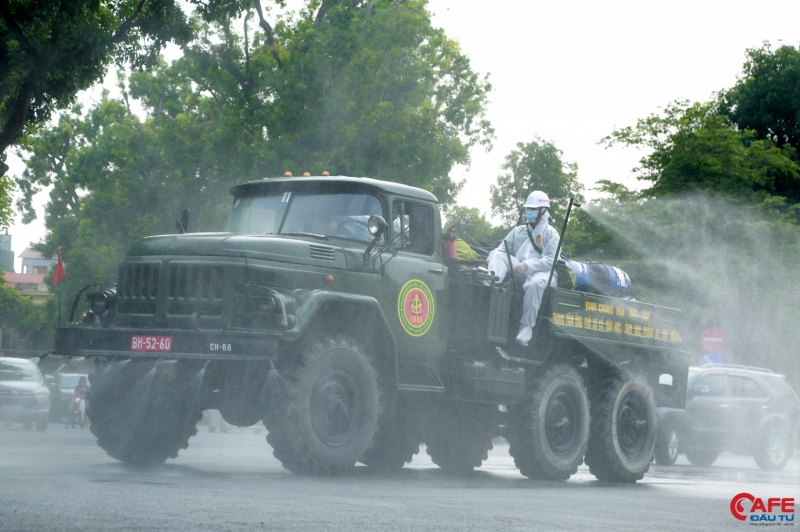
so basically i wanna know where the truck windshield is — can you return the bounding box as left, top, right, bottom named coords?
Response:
left=224, top=191, right=384, bottom=244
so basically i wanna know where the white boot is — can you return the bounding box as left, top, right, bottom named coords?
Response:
left=516, top=325, right=533, bottom=346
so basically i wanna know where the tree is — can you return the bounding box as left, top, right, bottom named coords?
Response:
left=602, top=100, right=800, bottom=216
left=490, top=136, right=582, bottom=228
left=16, top=0, right=493, bottom=326
left=722, top=43, right=800, bottom=204
left=723, top=43, right=800, bottom=151
left=0, top=0, right=194, bottom=229
left=0, top=269, right=36, bottom=328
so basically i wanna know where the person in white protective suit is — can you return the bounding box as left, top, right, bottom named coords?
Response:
left=486, top=191, right=559, bottom=346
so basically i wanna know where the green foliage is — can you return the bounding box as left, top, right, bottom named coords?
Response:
left=723, top=43, right=800, bottom=152
left=0, top=0, right=195, bottom=229
left=443, top=206, right=505, bottom=247
left=17, top=294, right=56, bottom=350
left=490, top=136, right=583, bottom=228
left=0, top=173, right=11, bottom=231
left=16, top=0, right=493, bottom=315
left=721, top=43, right=800, bottom=204
left=0, top=269, right=36, bottom=327
left=602, top=100, right=800, bottom=216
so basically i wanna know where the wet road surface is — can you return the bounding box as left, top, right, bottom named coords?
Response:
left=1, top=424, right=798, bottom=531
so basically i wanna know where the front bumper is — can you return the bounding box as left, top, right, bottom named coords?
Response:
left=0, top=397, right=49, bottom=422
left=55, top=326, right=281, bottom=361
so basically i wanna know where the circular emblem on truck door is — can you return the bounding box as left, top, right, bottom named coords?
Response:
left=398, top=279, right=435, bottom=337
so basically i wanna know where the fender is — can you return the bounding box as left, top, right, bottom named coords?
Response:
left=284, top=290, right=399, bottom=387
left=756, top=413, right=790, bottom=434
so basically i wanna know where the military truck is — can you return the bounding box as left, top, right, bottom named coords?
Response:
left=55, top=175, right=688, bottom=482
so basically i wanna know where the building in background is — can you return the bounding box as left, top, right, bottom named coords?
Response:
left=19, top=247, right=56, bottom=274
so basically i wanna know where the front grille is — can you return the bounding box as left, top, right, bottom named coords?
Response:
left=167, top=264, right=224, bottom=315
left=0, top=390, right=37, bottom=408
left=117, top=264, right=160, bottom=314
left=309, top=244, right=336, bottom=261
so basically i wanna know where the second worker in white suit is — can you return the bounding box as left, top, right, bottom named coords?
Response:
left=486, top=191, right=559, bottom=346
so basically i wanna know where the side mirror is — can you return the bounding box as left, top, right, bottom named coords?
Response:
left=367, top=215, right=387, bottom=239
left=364, top=216, right=388, bottom=263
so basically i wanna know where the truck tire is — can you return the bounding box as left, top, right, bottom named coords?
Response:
left=585, top=368, right=658, bottom=482
left=506, top=363, right=590, bottom=480
left=266, top=335, right=380, bottom=476
left=653, top=423, right=679, bottom=466
left=685, top=448, right=718, bottom=467
left=88, top=359, right=203, bottom=465
left=425, top=403, right=497, bottom=475
left=753, top=425, right=790, bottom=471
left=359, top=402, right=422, bottom=470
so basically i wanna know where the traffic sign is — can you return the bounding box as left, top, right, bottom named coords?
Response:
left=701, top=327, right=726, bottom=352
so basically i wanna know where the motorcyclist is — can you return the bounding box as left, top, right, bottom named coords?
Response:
left=486, top=191, right=560, bottom=346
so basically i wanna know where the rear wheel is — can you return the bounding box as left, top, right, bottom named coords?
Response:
left=754, top=426, right=790, bottom=471
left=585, top=368, right=658, bottom=482
left=506, top=363, right=590, bottom=480
left=266, top=335, right=380, bottom=476
left=425, top=403, right=497, bottom=475
left=654, top=423, right=679, bottom=466
left=685, top=448, right=718, bottom=467
left=88, top=359, right=203, bottom=465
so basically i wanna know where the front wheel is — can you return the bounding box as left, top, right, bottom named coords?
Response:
left=506, top=363, right=590, bottom=480
left=585, top=368, right=658, bottom=483
left=266, top=336, right=380, bottom=475
left=88, top=359, right=204, bottom=465
left=654, top=424, right=680, bottom=466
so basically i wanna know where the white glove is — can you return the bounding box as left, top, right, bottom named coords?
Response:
left=513, top=262, right=528, bottom=274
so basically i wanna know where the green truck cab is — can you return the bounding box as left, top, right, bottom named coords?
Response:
left=55, top=175, right=688, bottom=482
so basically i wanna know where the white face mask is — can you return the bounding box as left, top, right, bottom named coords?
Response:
left=524, top=208, right=540, bottom=223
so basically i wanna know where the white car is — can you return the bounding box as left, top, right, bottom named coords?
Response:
left=0, top=358, right=50, bottom=431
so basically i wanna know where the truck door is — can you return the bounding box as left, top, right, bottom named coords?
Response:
left=379, top=199, right=447, bottom=388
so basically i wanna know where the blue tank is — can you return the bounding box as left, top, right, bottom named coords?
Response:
left=564, top=260, right=632, bottom=297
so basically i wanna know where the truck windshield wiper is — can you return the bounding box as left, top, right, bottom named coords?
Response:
left=281, top=232, right=329, bottom=240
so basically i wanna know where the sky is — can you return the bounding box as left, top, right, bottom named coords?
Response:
left=6, top=0, right=800, bottom=270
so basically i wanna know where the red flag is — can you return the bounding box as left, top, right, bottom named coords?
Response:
left=53, top=248, right=66, bottom=287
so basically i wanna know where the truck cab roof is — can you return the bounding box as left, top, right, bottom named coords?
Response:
left=230, top=175, right=439, bottom=204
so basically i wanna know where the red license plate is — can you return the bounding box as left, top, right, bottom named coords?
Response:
left=131, top=335, right=173, bottom=352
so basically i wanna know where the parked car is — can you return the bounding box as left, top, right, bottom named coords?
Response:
left=48, top=373, right=89, bottom=422
left=655, top=364, right=800, bottom=470
left=0, top=357, right=51, bottom=431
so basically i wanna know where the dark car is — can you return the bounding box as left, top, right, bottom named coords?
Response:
left=48, top=373, right=89, bottom=421
left=0, top=357, right=51, bottom=431
left=655, top=364, right=800, bottom=470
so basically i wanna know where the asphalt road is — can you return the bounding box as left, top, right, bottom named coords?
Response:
left=1, top=422, right=798, bottom=532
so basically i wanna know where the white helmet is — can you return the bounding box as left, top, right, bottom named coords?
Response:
left=524, top=190, right=550, bottom=209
